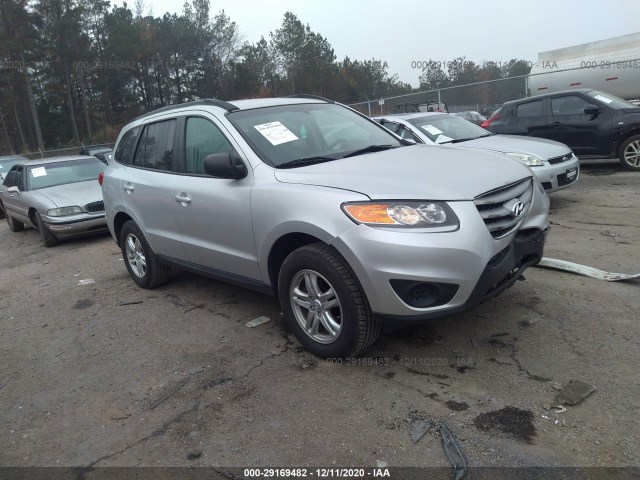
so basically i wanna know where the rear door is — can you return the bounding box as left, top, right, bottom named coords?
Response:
left=510, top=98, right=547, bottom=137
left=544, top=94, right=612, bottom=156
left=121, top=118, right=187, bottom=258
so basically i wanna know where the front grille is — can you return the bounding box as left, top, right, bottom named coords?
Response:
left=474, top=178, right=533, bottom=239
left=85, top=200, right=105, bottom=213
left=548, top=154, right=573, bottom=165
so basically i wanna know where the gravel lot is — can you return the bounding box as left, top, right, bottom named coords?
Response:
left=1, top=160, right=638, bottom=475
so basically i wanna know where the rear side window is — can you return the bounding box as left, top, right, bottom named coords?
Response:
left=185, top=117, right=234, bottom=174
left=133, top=120, right=177, bottom=171
left=114, top=126, right=140, bottom=165
left=516, top=100, right=543, bottom=117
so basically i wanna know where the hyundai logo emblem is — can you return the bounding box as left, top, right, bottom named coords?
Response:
left=512, top=201, right=525, bottom=217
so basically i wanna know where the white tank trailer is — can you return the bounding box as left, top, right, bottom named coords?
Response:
left=528, top=32, right=640, bottom=101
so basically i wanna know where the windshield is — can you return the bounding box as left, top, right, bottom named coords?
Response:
left=227, top=103, right=403, bottom=167
left=407, top=114, right=490, bottom=144
left=27, top=158, right=105, bottom=190
left=587, top=90, right=637, bottom=109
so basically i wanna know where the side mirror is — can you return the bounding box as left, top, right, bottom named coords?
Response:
left=203, top=152, right=248, bottom=179
left=7, top=186, right=20, bottom=194
left=584, top=104, right=599, bottom=115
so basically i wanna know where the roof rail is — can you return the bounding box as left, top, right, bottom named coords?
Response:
left=135, top=99, right=239, bottom=120
left=287, top=94, right=334, bottom=103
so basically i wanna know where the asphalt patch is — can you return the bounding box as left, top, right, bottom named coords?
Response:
left=445, top=400, right=469, bottom=411
left=474, top=406, right=537, bottom=443
left=73, top=299, right=94, bottom=310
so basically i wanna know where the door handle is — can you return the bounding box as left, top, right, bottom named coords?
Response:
left=552, top=122, right=562, bottom=128
left=123, top=184, right=134, bottom=192
left=175, top=193, right=191, bottom=204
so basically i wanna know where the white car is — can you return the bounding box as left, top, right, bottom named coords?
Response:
left=374, top=112, right=580, bottom=193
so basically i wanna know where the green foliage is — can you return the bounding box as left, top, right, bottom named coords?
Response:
left=0, top=1, right=532, bottom=153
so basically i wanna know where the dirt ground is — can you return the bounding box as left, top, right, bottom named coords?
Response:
left=0, top=160, right=638, bottom=476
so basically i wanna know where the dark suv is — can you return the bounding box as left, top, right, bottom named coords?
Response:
left=482, top=89, right=640, bottom=170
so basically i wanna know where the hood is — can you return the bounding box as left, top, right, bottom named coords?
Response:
left=273, top=145, right=532, bottom=201
left=35, top=180, right=103, bottom=208
left=459, top=134, right=572, bottom=159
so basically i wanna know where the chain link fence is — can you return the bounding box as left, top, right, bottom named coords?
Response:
left=16, top=143, right=115, bottom=160
left=349, top=59, right=640, bottom=118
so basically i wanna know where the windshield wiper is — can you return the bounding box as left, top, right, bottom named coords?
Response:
left=276, top=156, right=337, bottom=169
left=440, top=134, right=492, bottom=144
left=342, top=144, right=396, bottom=158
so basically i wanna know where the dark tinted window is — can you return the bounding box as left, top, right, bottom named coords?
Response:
left=185, top=117, right=234, bottom=174
left=551, top=96, right=591, bottom=115
left=14, top=167, right=23, bottom=190
left=133, top=120, right=176, bottom=171
left=3, top=169, right=17, bottom=187
left=114, top=126, right=140, bottom=165
left=516, top=100, right=543, bottom=117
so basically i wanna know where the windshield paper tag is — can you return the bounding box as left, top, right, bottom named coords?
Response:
left=421, top=125, right=443, bottom=135
left=254, top=121, right=299, bottom=146
left=594, top=94, right=612, bottom=104
left=31, top=166, right=47, bottom=177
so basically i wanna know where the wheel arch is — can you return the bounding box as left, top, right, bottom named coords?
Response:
left=113, top=211, right=134, bottom=247
left=267, top=232, right=325, bottom=296
left=616, top=128, right=640, bottom=156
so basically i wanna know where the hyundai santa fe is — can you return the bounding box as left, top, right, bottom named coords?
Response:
left=101, top=96, right=550, bottom=358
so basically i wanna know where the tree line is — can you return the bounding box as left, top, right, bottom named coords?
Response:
left=0, top=0, right=531, bottom=153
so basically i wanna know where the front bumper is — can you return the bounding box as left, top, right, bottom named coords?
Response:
left=44, top=214, right=108, bottom=238
left=533, top=156, right=580, bottom=193
left=331, top=193, right=548, bottom=323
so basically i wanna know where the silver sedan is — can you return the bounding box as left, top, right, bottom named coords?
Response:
left=0, top=156, right=107, bottom=247
left=374, top=112, right=580, bottom=193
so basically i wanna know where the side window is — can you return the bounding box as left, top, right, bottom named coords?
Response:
left=14, top=167, right=24, bottom=190
left=114, top=126, right=140, bottom=165
left=185, top=117, right=234, bottom=174
left=516, top=100, right=543, bottom=117
left=3, top=169, right=17, bottom=187
left=133, top=119, right=177, bottom=171
left=399, top=126, right=421, bottom=143
left=551, top=96, right=591, bottom=116
left=380, top=121, right=400, bottom=135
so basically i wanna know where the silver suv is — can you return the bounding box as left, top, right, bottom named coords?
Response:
left=102, top=96, right=550, bottom=358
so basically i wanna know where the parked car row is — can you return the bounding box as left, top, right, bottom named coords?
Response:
left=2, top=96, right=563, bottom=358
left=482, top=88, right=640, bottom=170
left=373, top=111, right=580, bottom=193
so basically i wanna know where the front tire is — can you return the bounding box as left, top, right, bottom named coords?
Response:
left=34, top=211, right=58, bottom=247
left=6, top=212, right=24, bottom=232
left=119, top=220, right=171, bottom=288
left=278, top=242, right=380, bottom=358
left=619, top=134, right=640, bottom=170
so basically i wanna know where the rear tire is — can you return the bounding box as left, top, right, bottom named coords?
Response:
left=619, top=134, right=640, bottom=170
left=34, top=211, right=58, bottom=247
left=278, top=242, right=380, bottom=358
left=6, top=212, right=24, bottom=232
left=119, top=220, right=171, bottom=288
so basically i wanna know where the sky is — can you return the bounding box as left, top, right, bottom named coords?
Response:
left=113, top=0, right=640, bottom=87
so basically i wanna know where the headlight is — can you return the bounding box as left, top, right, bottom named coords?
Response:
left=342, top=201, right=459, bottom=228
left=505, top=152, right=545, bottom=167
left=47, top=206, right=83, bottom=217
